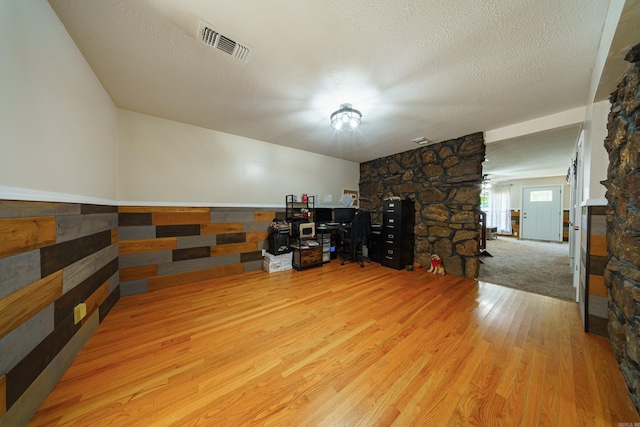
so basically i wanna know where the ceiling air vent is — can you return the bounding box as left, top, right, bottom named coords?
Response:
left=412, top=137, right=437, bottom=146
left=198, top=20, right=252, bottom=63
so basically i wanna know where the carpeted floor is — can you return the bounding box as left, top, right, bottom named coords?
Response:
left=477, top=236, right=576, bottom=301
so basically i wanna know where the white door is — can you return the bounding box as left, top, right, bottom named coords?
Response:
left=521, top=185, right=562, bottom=242
left=571, top=132, right=584, bottom=300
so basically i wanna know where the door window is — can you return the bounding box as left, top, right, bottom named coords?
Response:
left=529, top=190, right=553, bottom=202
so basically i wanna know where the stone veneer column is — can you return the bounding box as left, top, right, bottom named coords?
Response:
left=603, top=44, right=640, bottom=411
left=359, top=133, right=484, bottom=278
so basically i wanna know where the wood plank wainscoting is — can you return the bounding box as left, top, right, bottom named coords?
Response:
left=0, top=202, right=279, bottom=425
left=118, top=206, right=277, bottom=296
left=0, top=200, right=120, bottom=425
left=30, top=262, right=638, bottom=426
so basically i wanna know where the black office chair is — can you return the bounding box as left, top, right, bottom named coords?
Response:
left=339, top=211, right=371, bottom=267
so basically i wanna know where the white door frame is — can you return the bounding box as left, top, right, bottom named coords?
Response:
left=572, top=131, right=585, bottom=301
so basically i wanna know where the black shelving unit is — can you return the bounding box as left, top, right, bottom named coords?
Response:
left=285, top=194, right=315, bottom=224
left=285, top=195, right=322, bottom=271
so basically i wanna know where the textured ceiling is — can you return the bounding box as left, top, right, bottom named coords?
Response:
left=48, top=0, right=635, bottom=181
left=485, top=125, right=581, bottom=182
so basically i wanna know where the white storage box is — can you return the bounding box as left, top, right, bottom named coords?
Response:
left=263, top=252, right=293, bottom=273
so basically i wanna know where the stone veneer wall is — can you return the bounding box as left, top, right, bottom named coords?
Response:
left=359, top=132, right=485, bottom=278
left=603, top=44, right=640, bottom=411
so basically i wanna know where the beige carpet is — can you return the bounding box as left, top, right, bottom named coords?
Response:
left=477, top=237, right=576, bottom=301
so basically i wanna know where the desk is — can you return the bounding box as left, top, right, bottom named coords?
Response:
left=317, top=224, right=350, bottom=260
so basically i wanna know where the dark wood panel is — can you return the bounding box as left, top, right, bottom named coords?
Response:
left=591, top=206, right=607, bottom=215
left=40, top=230, right=112, bottom=278
left=118, top=213, right=152, bottom=227
left=80, top=204, right=118, bottom=215
left=240, top=251, right=263, bottom=262
left=587, top=315, right=609, bottom=337
left=6, top=311, right=80, bottom=410
left=0, top=374, right=5, bottom=418
left=54, top=259, right=118, bottom=328
left=589, top=255, right=607, bottom=276
left=156, top=224, right=201, bottom=238
left=99, top=287, right=120, bottom=324
left=83, top=281, right=111, bottom=325
left=173, top=247, right=210, bottom=262
left=217, top=233, right=247, bottom=245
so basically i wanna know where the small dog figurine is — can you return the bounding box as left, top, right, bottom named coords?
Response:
left=428, top=254, right=445, bottom=275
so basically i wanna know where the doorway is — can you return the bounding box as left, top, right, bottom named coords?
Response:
left=521, top=185, right=563, bottom=242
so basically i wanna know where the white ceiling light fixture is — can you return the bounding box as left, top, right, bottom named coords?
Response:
left=330, top=103, right=362, bottom=131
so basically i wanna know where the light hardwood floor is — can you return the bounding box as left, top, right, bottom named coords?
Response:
left=30, top=261, right=639, bottom=426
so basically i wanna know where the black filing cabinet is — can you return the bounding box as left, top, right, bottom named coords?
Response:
left=381, top=199, right=415, bottom=269
left=369, top=224, right=382, bottom=263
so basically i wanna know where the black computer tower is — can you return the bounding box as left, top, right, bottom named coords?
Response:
left=369, top=224, right=382, bottom=263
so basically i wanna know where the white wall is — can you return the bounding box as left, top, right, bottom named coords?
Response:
left=0, top=1, right=118, bottom=202
left=502, top=176, right=570, bottom=211
left=581, top=100, right=611, bottom=203
left=118, top=110, right=360, bottom=206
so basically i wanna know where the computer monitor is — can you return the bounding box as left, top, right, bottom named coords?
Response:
left=315, top=208, right=333, bottom=224
left=334, top=207, right=356, bottom=223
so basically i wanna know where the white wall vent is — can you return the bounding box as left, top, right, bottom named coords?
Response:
left=198, top=20, right=252, bottom=63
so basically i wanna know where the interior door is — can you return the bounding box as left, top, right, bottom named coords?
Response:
left=521, top=185, right=562, bottom=242
left=571, top=131, right=584, bottom=299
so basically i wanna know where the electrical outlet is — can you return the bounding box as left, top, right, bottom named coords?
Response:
left=74, top=303, right=87, bottom=324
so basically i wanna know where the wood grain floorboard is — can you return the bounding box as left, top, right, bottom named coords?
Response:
left=29, top=262, right=639, bottom=426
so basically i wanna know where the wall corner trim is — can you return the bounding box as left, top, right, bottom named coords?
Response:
left=580, top=198, right=608, bottom=207
left=117, top=201, right=284, bottom=208
left=0, top=188, right=287, bottom=209
left=0, top=186, right=117, bottom=205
